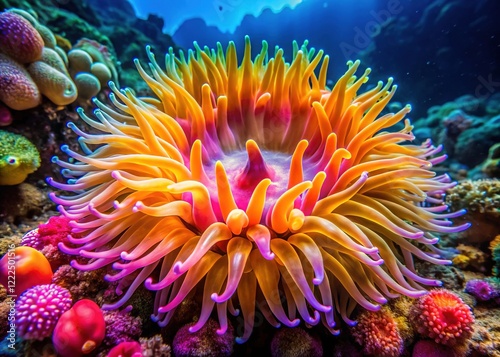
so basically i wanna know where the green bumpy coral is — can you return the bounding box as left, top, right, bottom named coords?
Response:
left=0, top=130, right=40, bottom=185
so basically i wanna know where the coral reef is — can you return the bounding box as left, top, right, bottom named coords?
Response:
left=139, top=334, right=171, bottom=357
left=15, top=283, right=72, bottom=340
left=102, top=309, right=142, bottom=348
left=51, top=264, right=107, bottom=301
left=446, top=179, right=500, bottom=243
left=482, top=143, right=500, bottom=178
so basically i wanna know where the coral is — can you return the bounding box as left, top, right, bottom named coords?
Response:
left=102, top=309, right=142, bottom=347
left=411, top=339, right=455, bottom=357
left=452, top=244, right=487, bottom=272
left=107, top=341, right=142, bottom=357
left=0, top=103, right=12, bottom=126
left=139, top=335, right=171, bottom=357
left=410, top=289, right=474, bottom=346
left=0, top=53, right=41, bottom=110
left=0, top=183, right=47, bottom=223
left=15, top=284, right=72, bottom=340
left=74, top=72, right=101, bottom=100
left=490, top=235, right=500, bottom=277
left=73, top=37, right=118, bottom=83
left=482, top=142, right=500, bottom=178
left=270, top=327, right=323, bottom=357
left=90, top=61, right=112, bottom=86
left=51, top=264, right=107, bottom=301
left=469, top=304, right=500, bottom=357
left=172, top=319, right=234, bottom=357
left=446, top=179, right=500, bottom=243
left=27, top=60, right=78, bottom=106
left=48, top=38, right=468, bottom=342
left=52, top=299, right=105, bottom=357
left=67, top=48, right=93, bottom=74
left=350, top=307, right=403, bottom=357
left=0, top=11, right=44, bottom=63
left=465, top=279, right=499, bottom=302
left=0, top=246, right=52, bottom=296
left=21, top=215, right=72, bottom=249
left=0, top=130, right=41, bottom=185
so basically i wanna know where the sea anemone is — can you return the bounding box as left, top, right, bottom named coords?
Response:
left=48, top=37, right=469, bottom=342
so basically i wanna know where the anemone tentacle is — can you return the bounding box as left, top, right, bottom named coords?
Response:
left=49, top=36, right=468, bottom=343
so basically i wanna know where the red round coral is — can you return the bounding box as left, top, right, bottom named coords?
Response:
left=410, top=289, right=474, bottom=346
left=52, top=299, right=105, bottom=357
left=351, top=307, right=403, bottom=357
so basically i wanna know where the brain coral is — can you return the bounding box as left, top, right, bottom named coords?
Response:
left=0, top=130, right=40, bottom=185
left=49, top=37, right=468, bottom=342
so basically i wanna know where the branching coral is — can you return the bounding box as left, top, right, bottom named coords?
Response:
left=49, top=37, right=468, bottom=342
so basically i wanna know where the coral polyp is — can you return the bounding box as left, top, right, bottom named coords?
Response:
left=48, top=36, right=469, bottom=342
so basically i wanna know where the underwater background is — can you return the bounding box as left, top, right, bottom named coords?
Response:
left=0, top=0, right=499, bottom=356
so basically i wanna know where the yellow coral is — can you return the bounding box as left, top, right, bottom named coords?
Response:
left=0, top=130, right=40, bottom=185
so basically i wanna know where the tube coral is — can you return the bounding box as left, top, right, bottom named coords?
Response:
left=49, top=37, right=469, bottom=342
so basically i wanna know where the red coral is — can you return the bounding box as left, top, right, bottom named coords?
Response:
left=38, top=215, right=72, bottom=246
left=410, top=289, right=474, bottom=346
left=53, top=299, right=105, bottom=357
left=351, top=307, right=403, bottom=357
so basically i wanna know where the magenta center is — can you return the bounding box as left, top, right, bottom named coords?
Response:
left=204, top=142, right=294, bottom=222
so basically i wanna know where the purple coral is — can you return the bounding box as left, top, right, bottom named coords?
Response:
left=102, top=308, right=142, bottom=347
left=465, top=279, right=499, bottom=302
left=16, top=284, right=72, bottom=340
left=173, top=318, right=234, bottom=357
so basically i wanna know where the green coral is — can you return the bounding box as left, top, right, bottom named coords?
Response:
left=446, top=179, right=500, bottom=216
left=0, top=130, right=40, bottom=185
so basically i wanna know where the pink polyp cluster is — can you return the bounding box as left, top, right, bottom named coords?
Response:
left=48, top=36, right=469, bottom=342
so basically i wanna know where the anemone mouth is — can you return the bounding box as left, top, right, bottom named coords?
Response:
left=49, top=37, right=469, bottom=343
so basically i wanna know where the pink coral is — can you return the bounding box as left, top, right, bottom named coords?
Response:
left=351, top=307, right=403, bottom=357
left=107, top=341, right=142, bottom=357
left=410, top=289, right=474, bottom=346
left=21, top=215, right=72, bottom=249
left=103, top=308, right=142, bottom=347
left=0, top=103, right=12, bottom=126
left=0, top=11, right=44, bottom=63
left=16, top=284, right=72, bottom=340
